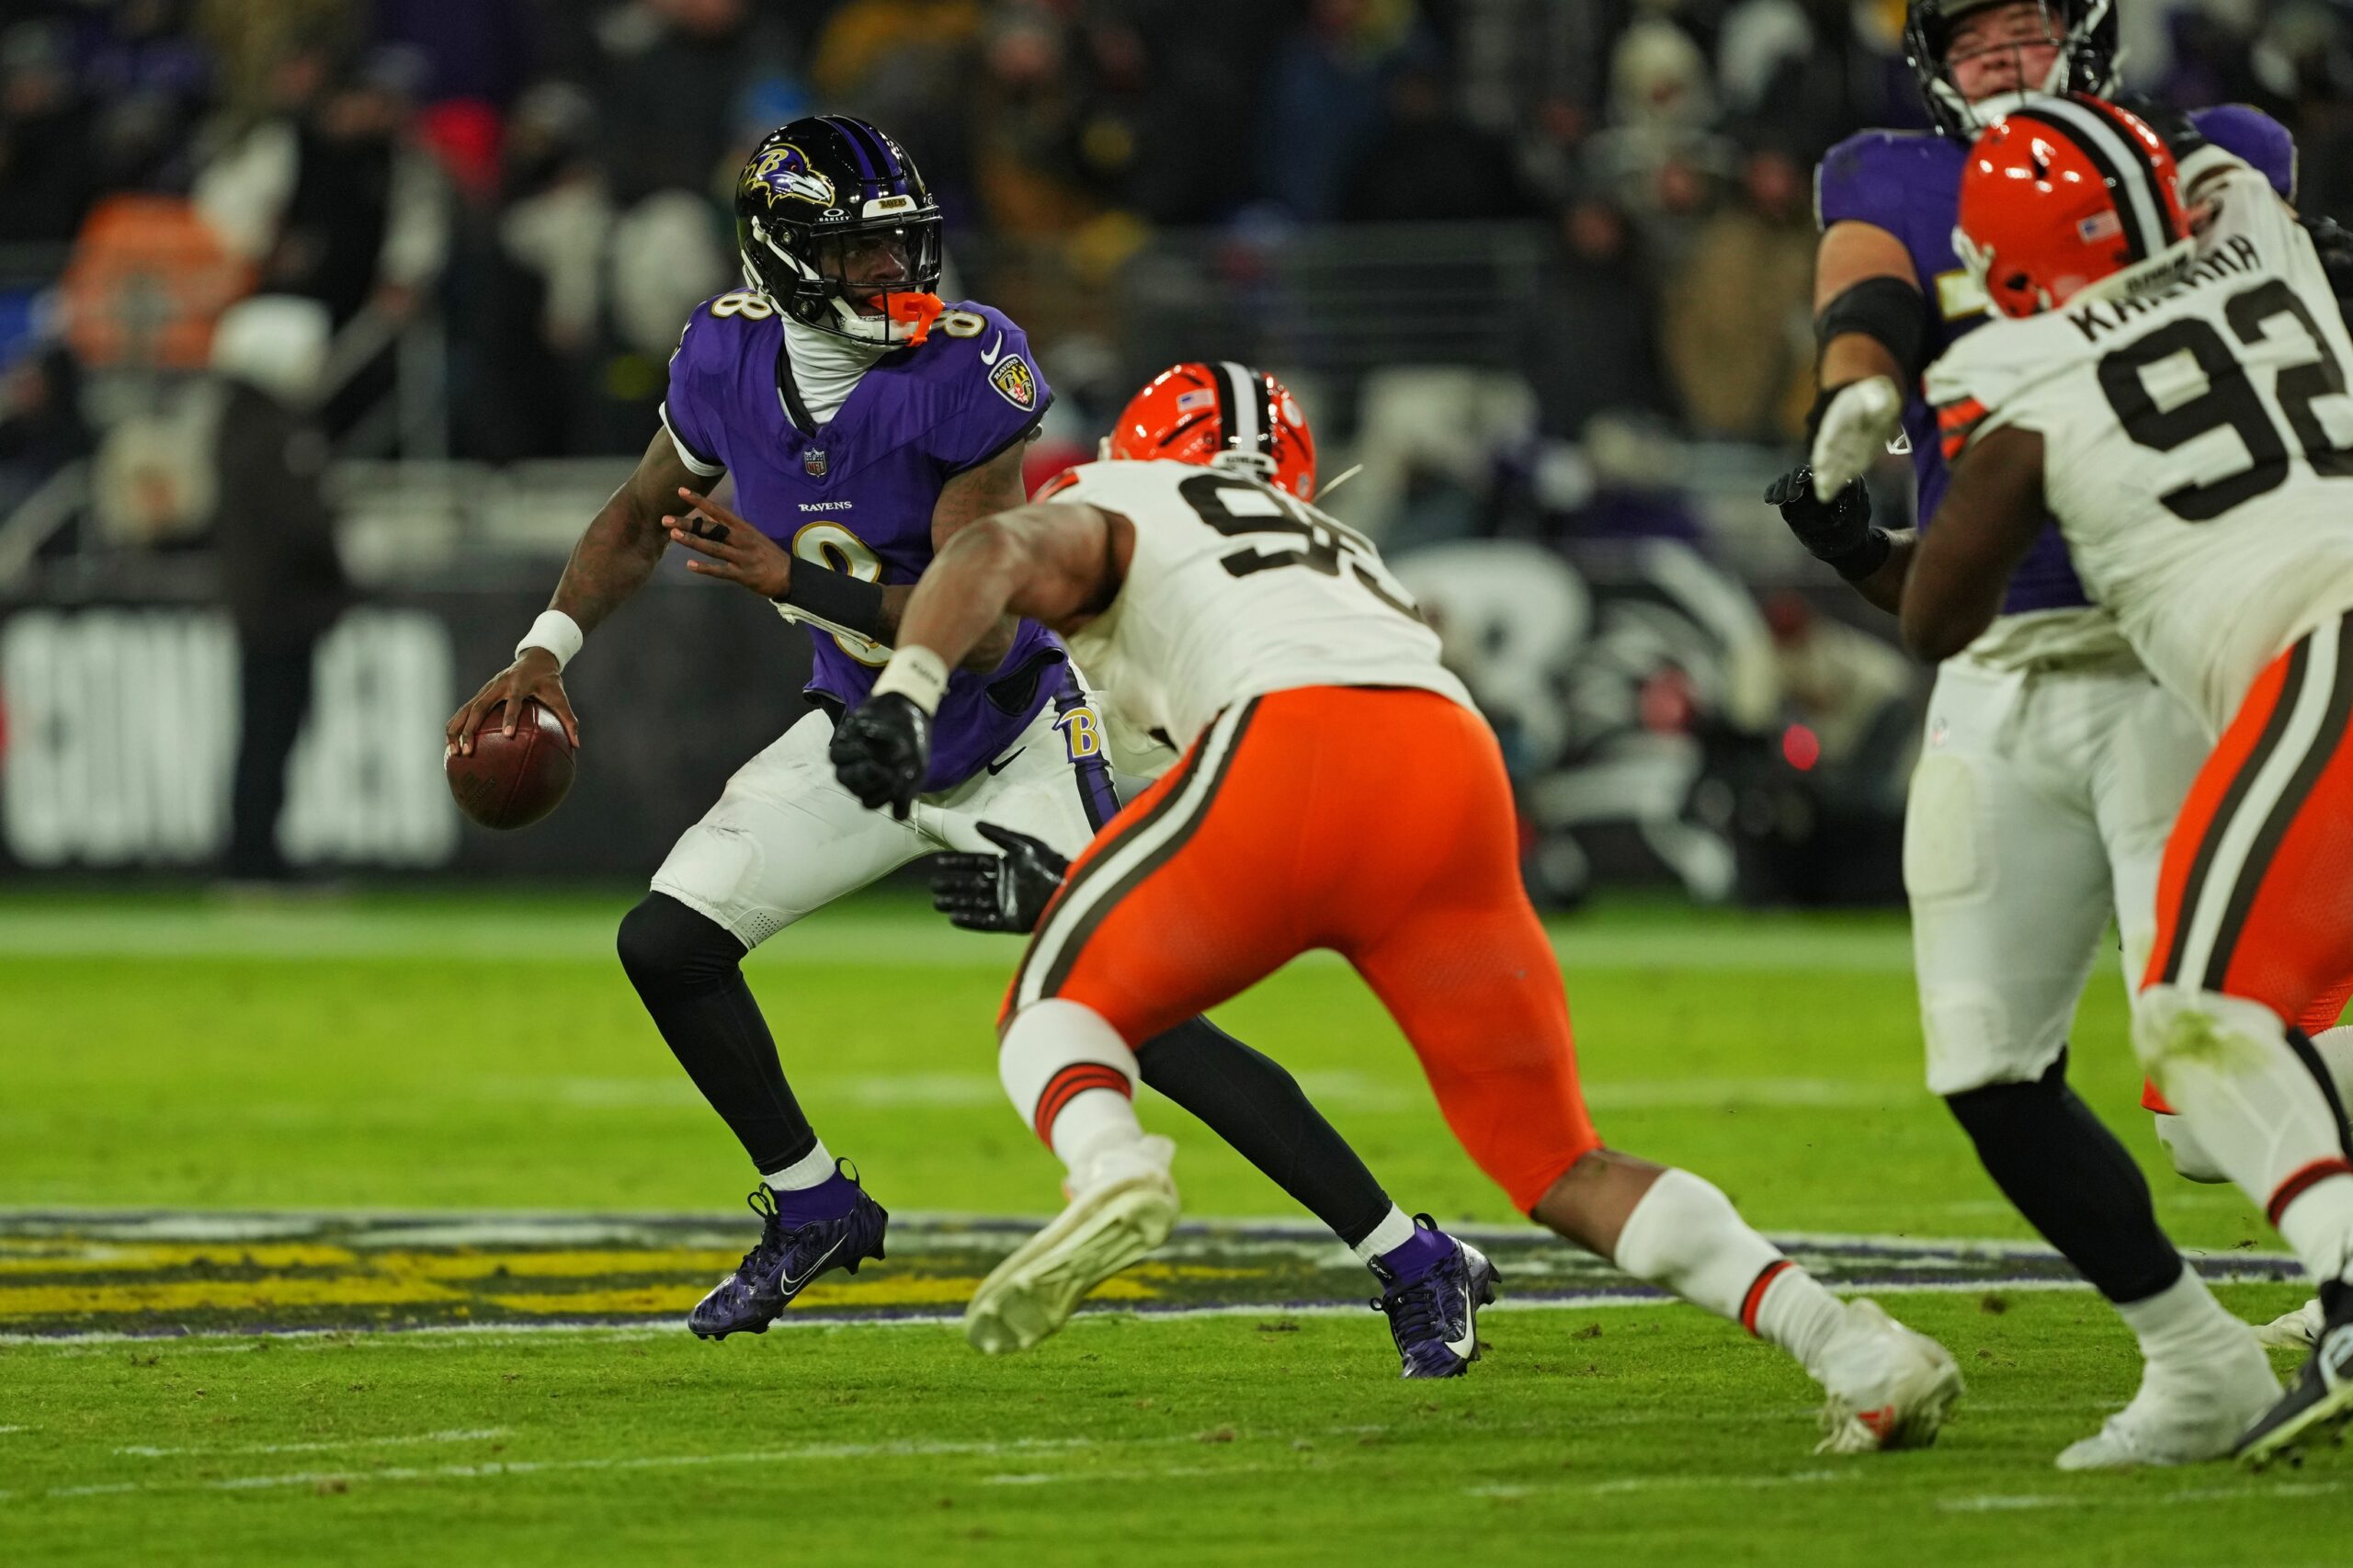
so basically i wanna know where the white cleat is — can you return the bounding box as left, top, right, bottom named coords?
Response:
left=2056, top=1326, right=2279, bottom=1471
left=964, top=1134, right=1178, bottom=1356
left=2255, top=1298, right=2325, bottom=1352
left=1814, top=1298, right=1964, bottom=1454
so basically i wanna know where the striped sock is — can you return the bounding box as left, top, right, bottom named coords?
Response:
left=1611, top=1167, right=1846, bottom=1374
left=999, top=998, right=1145, bottom=1176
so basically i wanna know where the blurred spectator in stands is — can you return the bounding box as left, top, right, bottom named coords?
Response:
left=375, top=0, right=532, bottom=112
left=203, top=295, right=350, bottom=883
left=194, top=43, right=448, bottom=328
left=74, top=0, right=214, bottom=197
left=464, top=80, right=608, bottom=460
left=1715, top=0, right=1898, bottom=165
left=1260, top=0, right=1421, bottom=222
left=1662, top=146, right=1814, bottom=440
left=1339, top=54, right=1534, bottom=223
left=193, top=0, right=357, bottom=128
left=1522, top=193, right=1670, bottom=441
left=1121, top=0, right=1286, bottom=225
left=1582, top=17, right=1738, bottom=263
left=0, top=19, right=96, bottom=244
left=969, top=6, right=1077, bottom=226
left=1446, top=0, right=1610, bottom=205
left=593, top=0, right=791, bottom=207
left=810, top=0, right=978, bottom=209
left=2252, top=3, right=2353, bottom=220
left=0, top=345, right=92, bottom=528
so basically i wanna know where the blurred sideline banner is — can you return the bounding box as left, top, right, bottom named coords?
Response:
left=0, top=587, right=812, bottom=876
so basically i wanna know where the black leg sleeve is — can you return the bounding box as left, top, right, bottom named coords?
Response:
left=618, top=892, right=816, bottom=1175
left=1135, top=1015, right=1395, bottom=1248
left=1944, top=1052, right=2183, bottom=1306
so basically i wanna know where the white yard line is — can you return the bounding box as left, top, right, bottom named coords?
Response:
left=19, top=1428, right=1352, bottom=1504
left=117, top=1427, right=508, bottom=1460
left=1940, top=1480, right=2350, bottom=1513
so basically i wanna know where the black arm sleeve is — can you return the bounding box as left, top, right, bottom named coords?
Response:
left=777, top=562, right=889, bottom=642
left=1814, top=275, right=1931, bottom=383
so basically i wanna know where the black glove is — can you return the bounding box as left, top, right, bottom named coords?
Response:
left=2303, top=214, right=2353, bottom=316
left=1765, top=464, right=1890, bottom=582
left=829, top=693, right=931, bottom=820
left=930, top=822, right=1071, bottom=933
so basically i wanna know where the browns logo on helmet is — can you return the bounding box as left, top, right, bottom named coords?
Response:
left=1955, top=94, right=2192, bottom=319
left=1085, top=363, right=1318, bottom=501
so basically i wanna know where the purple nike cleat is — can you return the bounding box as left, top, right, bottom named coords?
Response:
left=1369, top=1215, right=1500, bottom=1379
left=688, top=1169, right=889, bottom=1339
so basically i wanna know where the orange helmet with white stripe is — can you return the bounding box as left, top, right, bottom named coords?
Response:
left=1955, top=93, right=2192, bottom=319
left=1101, top=362, right=1318, bottom=500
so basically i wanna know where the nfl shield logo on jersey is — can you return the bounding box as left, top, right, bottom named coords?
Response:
left=803, top=447, right=828, bottom=477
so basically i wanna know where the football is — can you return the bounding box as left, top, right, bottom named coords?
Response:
left=446, top=699, right=574, bottom=830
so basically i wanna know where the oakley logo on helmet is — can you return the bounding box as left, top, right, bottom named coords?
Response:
left=743, top=143, right=835, bottom=209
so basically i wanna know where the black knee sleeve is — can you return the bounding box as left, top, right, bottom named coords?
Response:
left=618, top=892, right=745, bottom=994
left=1135, top=1017, right=1394, bottom=1248
left=619, top=892, right=814, bottom=1174
left=1945, top=1054, right=2182, bottom=1305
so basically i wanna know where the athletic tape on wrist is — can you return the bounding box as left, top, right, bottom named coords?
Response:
left=516, top=610, right=584, bottom=672
left=871, top=646, right=950, bottom=714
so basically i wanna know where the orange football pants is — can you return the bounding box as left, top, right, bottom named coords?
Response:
left=2139, top=617, right=2353, bottom=1114
left=999, top=685, right=1601, bottom=1214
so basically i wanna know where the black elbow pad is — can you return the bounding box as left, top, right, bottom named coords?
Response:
left=1815, top=275, right=1930, bottom=383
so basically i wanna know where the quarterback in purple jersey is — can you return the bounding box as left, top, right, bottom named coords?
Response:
left=445, top=116, right=1474, bottom=1374
left=1765, top=2, right=2336, bottom=1468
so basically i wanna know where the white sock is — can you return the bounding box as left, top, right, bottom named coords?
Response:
left=2310, top=1025, right=2353, bottom=1107
left=2277, top=1175, right=2353, bottom=1287
left=998, top=998, right=1144, bottom=1175
left=760, top=1140, right=835, bottom=1191
left=1610, top=1167, right=1847, bottom=1375
left=2138, top=986, right=2353, bottom=1283
left=1350, top=1205, right=1416, bottom=1266
left=2115, top=1265, right=2243, bottom=1371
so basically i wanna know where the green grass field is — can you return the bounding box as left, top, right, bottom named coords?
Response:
left=1, top=890, right=2342, bottom=1566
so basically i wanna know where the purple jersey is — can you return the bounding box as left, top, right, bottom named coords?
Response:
left=1815, top=104, right=2296, bottom=614
left=662, top=295, right=1059, bottom=790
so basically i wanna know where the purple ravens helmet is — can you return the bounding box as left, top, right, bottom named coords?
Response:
left=734, top=116, right=945, bottom=347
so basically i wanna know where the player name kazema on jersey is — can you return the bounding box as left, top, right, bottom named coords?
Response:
left=2068, top=235, right=2265, bottom=343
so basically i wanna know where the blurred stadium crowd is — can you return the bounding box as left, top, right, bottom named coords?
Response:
left=1, top=0, right=2348, bottom=895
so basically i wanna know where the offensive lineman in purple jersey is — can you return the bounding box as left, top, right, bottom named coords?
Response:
left=445, top=117, right=1480, bottom=1375
left=1764, top=3, right=2325, bottom=1468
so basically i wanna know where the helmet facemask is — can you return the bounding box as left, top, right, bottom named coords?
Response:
left=1905, top=0, right=2119, bottom=140
left=740, top=210, right=944, bottom=347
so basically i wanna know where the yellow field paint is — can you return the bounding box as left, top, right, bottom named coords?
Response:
left=0, top=1242, right=358, bottom=1275
left=0, top=1275, right=468, bottom=1318
left=361, top=1249, right=746, bottom=1281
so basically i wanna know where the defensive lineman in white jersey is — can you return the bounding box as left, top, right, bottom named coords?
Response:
left=779, top=371, right=1962, bottom=1451
left=1907, top=96, right=2353, bottom=1463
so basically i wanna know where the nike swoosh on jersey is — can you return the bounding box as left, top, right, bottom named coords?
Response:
left=980, top=332, right=1005, bottom=365
left=779, top=1236, right=846, bottom=1291
left=985, top=747, right=1026, bottom=776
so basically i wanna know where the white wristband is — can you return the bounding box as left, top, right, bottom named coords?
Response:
left=517, top=610, right=585, bottom=672
left=870, top=646, right=949, bottom=715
